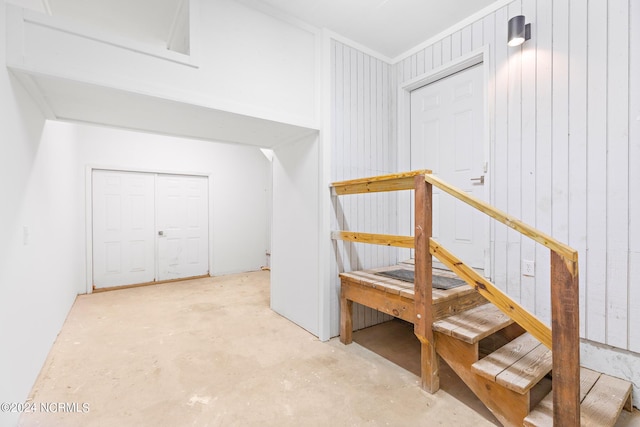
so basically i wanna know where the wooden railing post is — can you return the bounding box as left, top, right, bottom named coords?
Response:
left=551, top=251, right=580, bottom=426
left=414, top=175, right=438, bottom=393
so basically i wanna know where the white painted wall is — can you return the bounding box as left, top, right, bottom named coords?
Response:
left=74, top=122, right=271, bottom=278
left=2, top=1, right=273, bottom=415
left=271, top=134, right=321, bottom=336
left=8, top=0, right=317, bottom=129
left=0, top=117, right=272, bottom=426
left=0, top=7, right=79, bottom=427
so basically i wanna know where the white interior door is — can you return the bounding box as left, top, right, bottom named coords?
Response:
left=93, top=171, right=209, bottom=288
left=92, top=170, right=156, bottom=288
left=156, top=174, right=209, bottom=281
left=410, top=64, right=486, bottom=270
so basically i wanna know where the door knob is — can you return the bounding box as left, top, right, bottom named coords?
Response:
left=470, top=176, right=485, bottom=184
left=158, top=231, right=164, bottom=236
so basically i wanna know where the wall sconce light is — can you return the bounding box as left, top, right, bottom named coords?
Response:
left=507, top=15, right=531, bottom=47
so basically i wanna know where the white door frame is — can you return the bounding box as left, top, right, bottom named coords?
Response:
left=85, top=165, right=213, bottom=294
left=397, top=47, right=492, bottom=278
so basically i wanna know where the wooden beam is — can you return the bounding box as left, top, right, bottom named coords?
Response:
left=424, top=174, right=578, bottom=262
left=341, top=280, right=415, bottom=323
left=331, top=169, right=431, bottom=195
left=92, top=274, right=209, bottom=293
left=551, top=251, right=580, bottom=426
left=414, top=175, right=438, bottom=393
left=430, top=239, right=552, bottom=349
left=331, top=231, right=414, bottom=248
left=340, top=288, right=353, bottom=345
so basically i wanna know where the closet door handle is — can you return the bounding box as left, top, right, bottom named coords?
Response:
left=470, top=176, right=485, bottom=184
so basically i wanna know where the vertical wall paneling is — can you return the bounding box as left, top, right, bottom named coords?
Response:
left=433, top=41, right=443, bottom=68
left=461, top=25, right=472, bottom=55
left=605, top=0, right=630, bottom=349
left=410, top=54, right=417, bottom=78
left=551, top=0, right=570, bottom=245
left=452, top=31, right=462, bottom=59
left=403, top=57, right=412, bottom=82
left=331, top=41, right=395, bottom=331
left=472, top=21, right=484, bottom=51
left=330, top=40, right=341, bottom=338
left=442, top=36, right=452, bottom=64
left=424, top=46, right=434, bottom=73
left=553, top=0, right=571, bottom=339
left=482, top=12, right=495, bottom=281
left=416, top=49, right=425, bottom=76
left=331, top=0, right=639, bottom=355
left=534, top=0, right=553, bottom=324
left=586, top=0, right=609, bottom=343
left=568, top=0, right=588, bottom=338
left=483, top=12, right=496, bottom=284
left=629, top=0, right=640, bottom=353
left=507, top=1, right=523, bottom=300
left=520, top=0, right=537, bottom=313
left=493, top=6, right=509, bottom=293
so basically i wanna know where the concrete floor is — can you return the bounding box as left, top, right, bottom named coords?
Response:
left=20, top=271, right=640, bottom=427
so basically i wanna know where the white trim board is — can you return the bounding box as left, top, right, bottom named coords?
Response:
left=581, top=339, right=640, bottom=407
left=317, top=28, right=335, bottom=342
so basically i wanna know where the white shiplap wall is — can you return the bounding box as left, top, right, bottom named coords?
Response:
left=331, top=0, right=640, bottom=354
left=395, top=0, right=639, bottom=352
left=331, top=41, right=397, bottom=334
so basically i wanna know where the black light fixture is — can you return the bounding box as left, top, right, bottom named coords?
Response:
left=507, top=15, right=531, bottom=47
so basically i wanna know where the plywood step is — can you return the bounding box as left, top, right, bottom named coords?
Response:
left=432, top=303, right=513, bottom=344
left=524, top=367, right=633, bottom=427
left=472, top=332, right=552, bottom=394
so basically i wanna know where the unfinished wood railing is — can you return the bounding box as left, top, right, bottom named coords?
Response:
left=331, top=170, right=580, bottom=427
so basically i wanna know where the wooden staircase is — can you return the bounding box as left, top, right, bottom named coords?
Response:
left=331, top=170, right=635, bottom=426
left=432, top=303, right=633, bottom=426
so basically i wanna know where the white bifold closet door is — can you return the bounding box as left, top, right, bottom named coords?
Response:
left=92, top=170, right=208, bottom=289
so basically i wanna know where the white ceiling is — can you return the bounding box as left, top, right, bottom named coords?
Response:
left=47, top=0, right=501, bottom=58
left=252, top=0, right=499, bottom=58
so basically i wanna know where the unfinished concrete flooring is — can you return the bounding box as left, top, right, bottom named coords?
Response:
left=19, top=271, right=640, bottom=426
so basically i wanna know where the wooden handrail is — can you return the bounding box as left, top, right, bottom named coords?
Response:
left=424, top=174, right=578, bottom=262
left=332, top=169, right=580, bottom=425
left=330, top=230, right=553, bottom=349
left=331, top=169, right=431, bottom=195
left=330, top=231, right=414, bottom=248
left=429, top=239, right=552, bottom=349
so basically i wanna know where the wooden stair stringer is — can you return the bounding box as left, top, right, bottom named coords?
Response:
left=435, top=330, right=530, bottom=427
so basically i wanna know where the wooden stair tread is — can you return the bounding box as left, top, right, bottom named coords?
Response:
left=472, top=333, right=552, bottom=394
left=432, top=303, right=513, bottom=344
left=524, top=367, right=633, bottom=427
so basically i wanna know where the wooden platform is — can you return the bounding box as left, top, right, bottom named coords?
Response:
left=339, top=265, right=486, bottom=330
